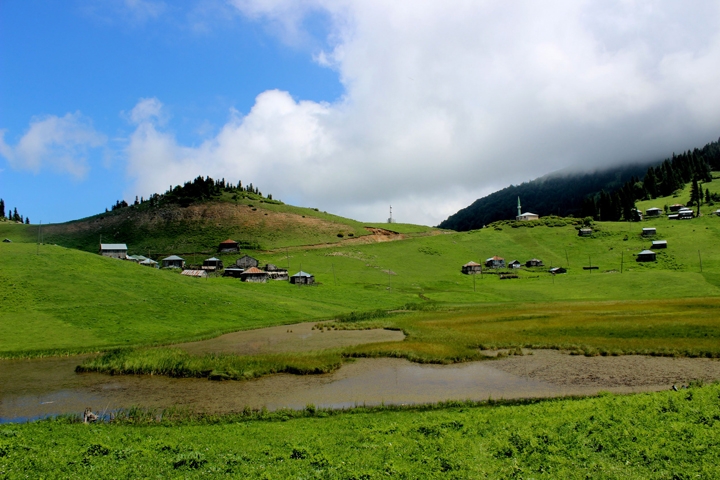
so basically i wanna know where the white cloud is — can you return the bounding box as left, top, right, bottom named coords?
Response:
left=128, top=97, right=167, bottom=125
left=0, top=113, right=107, bottom=179
left=126, top=1, right=720, bottom=225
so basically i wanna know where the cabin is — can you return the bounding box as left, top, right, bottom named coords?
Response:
left=99, top=243, right=128, bottom=259
left=641, top=227, right=656, bottom=236
left=139, top=258, right=158, bottom=268
left=265, top=264, right=289, bottom=280
left=218, top=239, right=240, bottom=253
left=461, top=261, right=482, bottom=275
left=162, top=255, right=185, bottom=269
left=678, top=209, right=694, bottom=219
left=516, top=212, right=539, bottom=221
left=236, top=255, right=259, bottom=269
left=578, top=228, right=592, bottom=237
left=202, top=257, right=223, bottom=271
left=485, top=256, right=505, bottom=269
left=181, top=269, right=208, bottom=278
left=652, top=240, right=668, bottom=249
left=290, top=271, right=315, bottom=285
left=241, top=267, right=269, bottom=283
left=636, top=250, right=656, bottom=262
left=549, top=267, right=567, bottom=274
left=669, top=204, right=685, bottom=212
left=525, top=258, right=544, bottom=267
left=645, top=207, right=662, bottom=217
left=508, top=260, right=522, bottom=269
left=223, top=267, right=244, bottom=278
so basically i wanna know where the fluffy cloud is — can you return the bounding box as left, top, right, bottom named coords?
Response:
left=126, top=1, right=720, bottom=225
left=0, top=113, right=106, bottom=179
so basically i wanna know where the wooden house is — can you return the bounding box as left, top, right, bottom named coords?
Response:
left=636, top=250, right=656, bottom=262
left=641, top=227, right=656, bottom=236
left=669, top=204, right=684, bottom=212
left=181, top=269, right=208, bottom=278
left=139, top=258, right=158, bottom=268
left=290, top=271, right=315, bottom=285
left=265, top=264, right=289, bottom=280
left=100, top=243, right=128, bottom=259
left=236, top=255, right=259, bottom=269
left=222, top=267, right=244, bottom=278
left=461, top=261, right=482, bottom=275
left=578, top=228, right=592, bottom=237
left=645, top=207, right=662, bottom=217
left=651, top=240, right=667, bottom=249
left=240, top=266, right=269, bottom=283
left=525, top=258, right=544, bottom=267
left=485, top=256, right=505, bottom=269
left=678, top=209, right=694, bottom=219
left=508, top=260, right=522, bottom=269
left=202, top=257, right=223, bottom=271
left=162, top=255, right=185, bottom=269
left=549, top=267, right=567, bottom=274
left=218, top=239, right=240, bottom=253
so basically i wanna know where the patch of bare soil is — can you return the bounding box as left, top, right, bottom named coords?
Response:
left=175, top=322, right=405, bottom=356
left=487, top=349, right=720, bottom=388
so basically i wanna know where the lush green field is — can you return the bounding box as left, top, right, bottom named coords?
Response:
left=2, top=383, right=718, bottom=478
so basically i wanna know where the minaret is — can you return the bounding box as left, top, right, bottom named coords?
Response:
left=388, top=205, right=393, bottom=224
left=517, top=197, right=521, bottom=220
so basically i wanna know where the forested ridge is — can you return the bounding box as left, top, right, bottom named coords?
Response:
left=439, top=137, right=720, bottom=231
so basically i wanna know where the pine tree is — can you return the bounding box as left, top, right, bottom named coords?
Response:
left=25, top=217, right=29, bottom=224
left=0, top=198, right=4, bottom=218
left=690, top=178, right=700, bottom=206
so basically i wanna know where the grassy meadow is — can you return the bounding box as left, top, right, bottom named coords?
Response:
left=1, top=383, right=719, bottom=478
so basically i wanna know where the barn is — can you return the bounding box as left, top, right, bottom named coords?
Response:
left=240, top=266, right=269, bottom=283
left=218, top=239, right=240, bottom=253
left=100, top=243, right=128, bottom=259
left=508, top=260, right=522, bottom=269
left=461, top=261, right=482, bottom=275
left=290, top=271, right=315, bottom=285
left=265, top=264, right=289, bottom=280
left=162, top=255, right=185, bottom=269
left=202, top=257, right=223, bottom=271
left=636, top=250, right=657, bottom=262
left=236, top=255, right=259, bottom=269
left=645, top=207, right=662, bottom=217
left=485, top=256, right=505, bottom=269
left=525, top=258, right=544, bottom=267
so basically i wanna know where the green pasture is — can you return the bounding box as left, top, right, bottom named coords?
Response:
left=2, top=383, right=719, bottom=478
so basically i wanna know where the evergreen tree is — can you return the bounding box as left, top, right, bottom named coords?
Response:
left=25, top=217, right=29, bottom=224
left=0, top=198, right=4, bottom=218
left=690, top=178, right=701, bottom=206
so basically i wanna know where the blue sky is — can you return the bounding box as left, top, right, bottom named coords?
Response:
left=2, top=1, right=720, bottom=225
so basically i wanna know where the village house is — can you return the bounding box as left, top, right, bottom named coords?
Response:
left=236, top=255, right=259, bottom=269
left=139, top=258, right=158, bottom=268
left=636, top=250, right=656, bottom=262
left=290, top=271, right=315, bottom=285
left=222, top=267, right=244, bottom=278
left=461, top=261, right=482, bottom=275
left=218, top=239, right=240, bottom=253
left=669, top=204, right=685, bottom=212
left=162, top=255, right=185, bottom=269
left=508, top=260, right=522, bottom=269
left=549, top=267, right=567, bottom=274
left=181, top=269, right=208, bottom=278
left=641, top=227, right=656, bottom=236
left=265, top=263, right=289, bottom=281
left=99, top=243, right=128, bottom=259
left=485, top=256, right=505, bottom=269
left=240, top=266, right=269, bottom=283
left=678, top=209, right=694, bottom=219
left=202, top=257, right=223, bottom=271
left=578, top=228, right=592, bottom=237
left=652, top=240, right=668, bottom=249
left=645, top=207, right=662, bottom=217
left=525, top=258, right=544, bottom=267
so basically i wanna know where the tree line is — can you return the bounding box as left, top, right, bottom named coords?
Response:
left=0, top=198, right=30, bottom=224
left=107, top=176, right=273, bottom=212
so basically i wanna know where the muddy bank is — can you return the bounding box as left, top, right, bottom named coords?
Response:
left=2, top=351, right=720, bottom=422
left=175, top=322, right=405, bottom=356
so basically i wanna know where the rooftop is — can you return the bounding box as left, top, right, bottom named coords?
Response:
left=100, top=243, right=127, bottom=250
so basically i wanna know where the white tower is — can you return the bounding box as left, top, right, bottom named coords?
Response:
left=387, top=205, right=394, bottom=224
left=517, top=197, right=521, bottom=220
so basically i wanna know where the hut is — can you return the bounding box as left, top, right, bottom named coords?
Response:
left=162, top=255, right=185, bottom=269
left=290, top=271, right=315, bottom=285
left=652, top=240, right=668, bottom=249
left=236, top=255, right=259, bottom=269
left=578, top=228, right=592, bottom=237
left=508, top=260, right=522, bottom=269
left=549, top=267, right=567, bottom=274
left=461, top=261, right=482, bottom=275
left=645, top=207, right=662, bottom=217
left=265, top=264, right=289, bottom=280
left=636, top=250, right=656, bottom=262
left=669, top=204, right=685, bottom=212
left=223, top=267, right=244, bottom=278
left=678, top=209, right=693, bottom=219
left=139, top=258, right=158, bottom=268
left=641, top=227, right=656, bottom=236
left=218, top=239, right=240, bottom=253
left=99, top=243, right=128, bottom=259
left=181, top=269, right=208, bottom=278
left=240, top=266, right=269, bottom=283
left=202, top=257, right=223, bottom=271
left=485, top=256, right=505, bottom=269
left=525, top=258, right=544, bottom=267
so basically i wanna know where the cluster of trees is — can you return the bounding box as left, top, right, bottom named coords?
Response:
left=0, top=199, right=29, bottom=224
left=107, top=176, right=273, bottom=212
left=581, top=139, right=719, bottom=220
